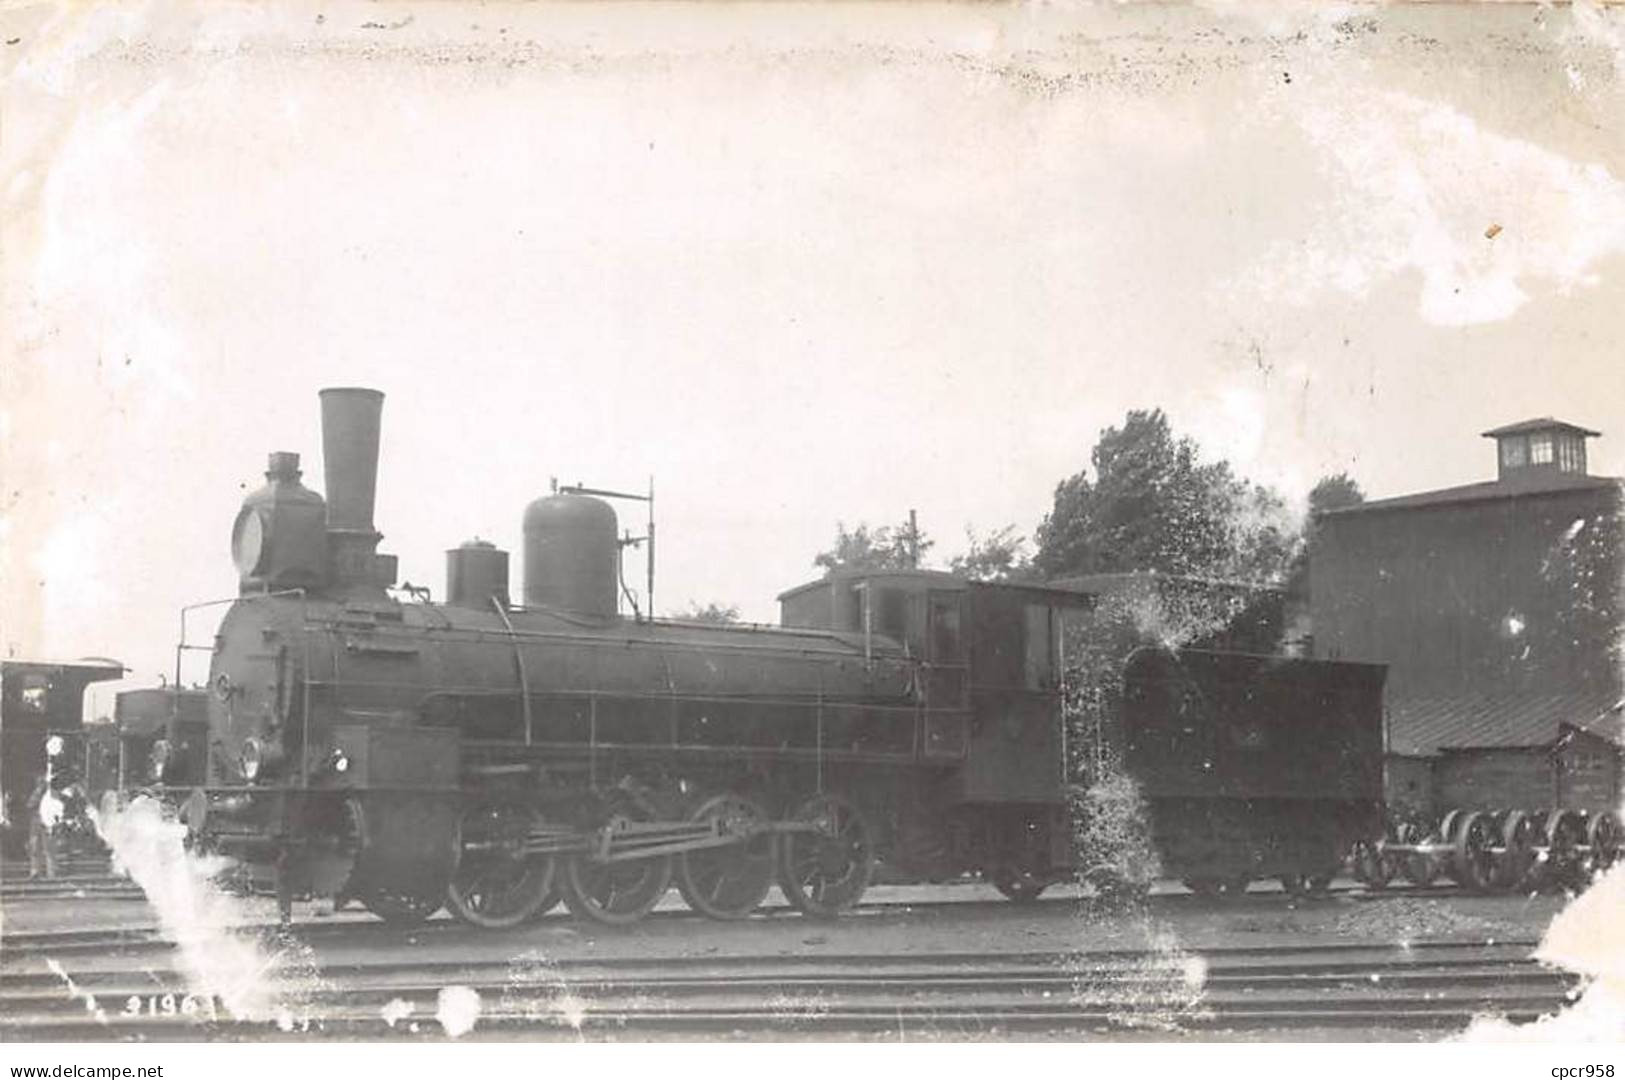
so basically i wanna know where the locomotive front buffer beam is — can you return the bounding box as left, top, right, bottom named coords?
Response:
left=478, top=816, right=827, bottom=864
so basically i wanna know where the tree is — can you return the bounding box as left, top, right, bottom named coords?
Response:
left=1032, top=409, right=1294, bottom=584
left=671, top=601, right=742, bottom=625
left=1282, top=471, right=1366, bottom=607
left=1308, top=472, right=1365, bottom=517
left=814, top=518, right=934, bottom=574
left=949, top=525, right=1033, bottom=582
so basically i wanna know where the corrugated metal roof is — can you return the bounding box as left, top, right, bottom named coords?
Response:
left=1563, top=699, right=1624, bottom=749
left=1387, top=687, right=1622, bottom=755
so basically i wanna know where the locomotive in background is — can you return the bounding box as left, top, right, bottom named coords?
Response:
left=0, top=658, right=125, bottom=867
left=175, top=387, right=1387, bottom=926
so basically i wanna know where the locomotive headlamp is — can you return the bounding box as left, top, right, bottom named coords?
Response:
left=45, top=735, right=64, bottom=758
left=240, top=738, right=264, bottom=782
left=329, top=749, right=350, bottom=775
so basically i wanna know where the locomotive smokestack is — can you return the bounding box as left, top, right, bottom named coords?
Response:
left=319, top=387, right=384, bottom=536
left=318, top=387, right=396, bottom=592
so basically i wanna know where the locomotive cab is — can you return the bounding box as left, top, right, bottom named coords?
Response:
left=779, top=571, right=1085, bottom=891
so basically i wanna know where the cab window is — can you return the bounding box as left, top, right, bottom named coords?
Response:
left=1024, top=604, right=1054, bottom=690
left=929, top=594, right=962, bottom=661
left=19, top=674, right=48, bottom=713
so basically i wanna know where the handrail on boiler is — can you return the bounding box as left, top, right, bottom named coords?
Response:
left=492, top=597, right=534, bottom=746
left=175, top=589, right=307, bottom=686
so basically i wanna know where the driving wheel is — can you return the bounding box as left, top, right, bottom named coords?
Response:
left=776, top=792, right=874, bottom=918
left=675, top=793, right=776, bottom=920
left=560, top=793, right=673, bottom=926
left=446, top=805, right=559, bottom=929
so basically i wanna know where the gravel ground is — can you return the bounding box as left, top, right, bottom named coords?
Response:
left=0, top=882, right=1568, bottom=963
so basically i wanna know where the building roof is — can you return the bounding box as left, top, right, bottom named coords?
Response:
left=1562, top=700, right=1624, bottom=749
left=1321, top=472, right=1620, bottom=516
left=1, top=657, right=126, bottom=678
left=1481, top=417, right=1602, bottom=439
left=1387, top=686, right=1622, bottom=755
left=777, top=567, right=964, bottom=602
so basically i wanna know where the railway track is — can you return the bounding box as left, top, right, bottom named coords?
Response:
left=0, top=871, right=1493, bottom=908
left=0, top=883, right=1511, bottom=961
left=1, top=877, right=146, bottom=902
left=0, top=933, right=1573, bottom=1039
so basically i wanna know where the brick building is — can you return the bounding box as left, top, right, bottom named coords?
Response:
left=1311, top=419, right=1623, bottom=817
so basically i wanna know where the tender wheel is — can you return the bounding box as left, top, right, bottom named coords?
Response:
left=1086, top=867, right=1150, bottom=906
left=1434, top=810, right=1465, bottom=885
left=1496, top=810, right=1538, bottom=892
left=1183, top=877, right=1222, bottom=899
left=776, top=793, right=873, bottom=918
left=561, top=795, right=674, bottom=927
left=990, top=866, right=1050, bottom=903
left=446, top=806, right=558, bottom=929
left=675, top=794, right=777, bottom=921
left=1542, top=809, right=1588, bottom=892
left=1219, top=876, right=1250, bottom=898
left=1437, top=810, right=1462, bottom=844
left=1452, top=811, right=1498, bottom=893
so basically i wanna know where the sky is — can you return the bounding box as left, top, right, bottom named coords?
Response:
left=3, top=0, right=1623, bottom=714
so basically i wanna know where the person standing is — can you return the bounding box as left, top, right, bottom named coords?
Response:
left=27, top=776, right=60, bottom=879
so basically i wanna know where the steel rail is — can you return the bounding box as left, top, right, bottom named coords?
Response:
left=0, top=946, right=1572, bottom=1040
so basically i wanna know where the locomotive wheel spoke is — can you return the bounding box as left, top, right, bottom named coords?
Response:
left=560, top=793, right=672, bottom=926
left=776, top=793, right=873, bottom=919
left=561, top=850, right=672, bottom=925
left=447, top=805, right=559, bottom=929
left=675, top=794, right=776, bottom=921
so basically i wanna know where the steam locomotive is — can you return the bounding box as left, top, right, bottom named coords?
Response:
left=176, top=388, right=1386, bottom=926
